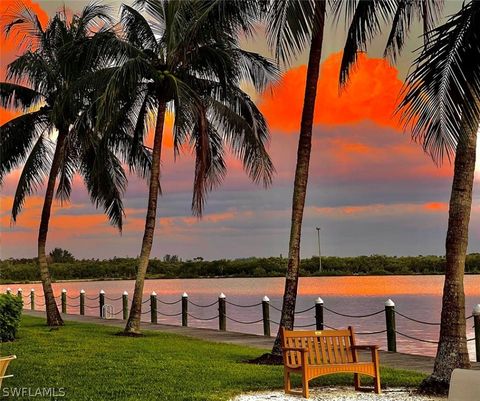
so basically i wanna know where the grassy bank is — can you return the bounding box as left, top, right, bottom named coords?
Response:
left=0, top=316, right=427, bottom=401
left=2, top=254, right=480, bottom=283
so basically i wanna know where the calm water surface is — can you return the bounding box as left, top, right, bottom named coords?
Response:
left=3, top=275, right=479, bottom=360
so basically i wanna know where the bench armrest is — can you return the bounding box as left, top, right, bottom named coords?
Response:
left=352, top=345, right=378, bottom=350
left=282, top=347, right=309, bottom=369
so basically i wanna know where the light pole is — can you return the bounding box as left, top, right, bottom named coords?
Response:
left=316, top=227, right=322, bottom=273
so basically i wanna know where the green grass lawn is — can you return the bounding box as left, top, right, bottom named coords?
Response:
left=0, top=316, right=427, bottom=401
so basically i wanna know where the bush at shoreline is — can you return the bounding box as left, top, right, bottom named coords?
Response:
left=1, top=254, right=479, bottom=283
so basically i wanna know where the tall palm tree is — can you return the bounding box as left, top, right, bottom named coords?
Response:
left=263, top=0, right=327, bottom=355
left=0, top=3, right=150, bottom=326
left=338, top=0, right=478, bottom=391
left=266, top=0, right=444, bottom=357
left=99, top=0, right=276, bottom=335
left=399, top=1, right=479, bottom=391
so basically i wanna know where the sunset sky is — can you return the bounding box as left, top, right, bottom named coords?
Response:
left=1, top=0, right=479, bottom=260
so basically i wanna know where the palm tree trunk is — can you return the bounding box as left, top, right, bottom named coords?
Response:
left=421, top=123, right=477, bottom=392
left=124, top=101, right=166, bottom=335
left=271, top=0, right=326, bottom=355
left=38, top=130, right=67, bottom=327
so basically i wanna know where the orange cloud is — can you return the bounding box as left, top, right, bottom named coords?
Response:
left=259, top=52, right=403, bottom=132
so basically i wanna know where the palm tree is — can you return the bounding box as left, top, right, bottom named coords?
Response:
left=398, top=1, right=479, bottom=391
left=263, top=0, right=327, bottom=355
left=99, top=0, right=276, bottom=335
left=265, top=0, right=445, bottom=357
left=338, top=0, right=478, bottom=391
left=0, top=3, right=150, bottom=326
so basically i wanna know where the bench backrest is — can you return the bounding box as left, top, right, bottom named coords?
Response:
left=448, top=369, right=480, bottom=401
left=281, top=327, right=357, bottom=366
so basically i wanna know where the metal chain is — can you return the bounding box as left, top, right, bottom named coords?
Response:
left=226, top=316, right=263, bottom=325
left=187, top=313, right=219, bottom=321
left=157, top=311, right=182, bottom=317
left=356, top=329, right=387, bottom=335
left=225, top=301, right=262, bottom=308
left=158, top=299, right=182, bottom=305
left=294, top=305, right=315, bottom=314
left=105, top=296, right=123, bottom=301
left=188, top=300, right=218, bottom=308
left=395, top=330, right=438, bottom=344
left=324, top=306, right=384, bottom=318
left=395, top=310, right=440, bottom=326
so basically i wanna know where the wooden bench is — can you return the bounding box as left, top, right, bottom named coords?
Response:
left=281, top=327, right=381, bottom=398
left=0, top=355, right=16, bottom=388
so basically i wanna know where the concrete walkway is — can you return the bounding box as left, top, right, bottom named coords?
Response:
left=24, top=310, right=479, bottom=375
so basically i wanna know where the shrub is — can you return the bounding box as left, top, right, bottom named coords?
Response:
left=0, top=294, right=23, bottom=342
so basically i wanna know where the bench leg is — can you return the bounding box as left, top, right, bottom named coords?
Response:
left=284, top=370, right=291, bottom=394
left=374, top=374, right=381, bottom=394
left=302, top=373, right=309, bottom=398
left=354, top=373, right=361, bottom=391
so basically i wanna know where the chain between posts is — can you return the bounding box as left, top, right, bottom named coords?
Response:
left=8, top=287, right=480, bottom=360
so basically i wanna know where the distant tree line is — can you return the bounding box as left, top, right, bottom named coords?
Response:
left=1, top=253, right=479, bottom=283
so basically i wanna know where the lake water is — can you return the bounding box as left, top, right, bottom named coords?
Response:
left=3, top=275, right=479, bottom=360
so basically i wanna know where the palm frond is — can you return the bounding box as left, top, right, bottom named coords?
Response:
left=97, top=56, right=160, bottom=128
left=339, top=0, right=396, bottom=86
left=265, top=0, right=316, bottom=66
left=191, top=107, right=212, bottom=216
left=6, top=51, right=55, bottom=94
left=121, top=4, right=159, bottom=52
left=233, top=49, right=279, bottom=93
left=11, top=134, right=53, bottom=221
left=0, top=82, right=44, bottom=110
left=74, top=1, right=113, bottom=38
left=210, top=87, right=275, bottom=187
left=399, top=0, right=480, bottom=162
left=80, top=144, right=127, bottom=231
left=384, top=0, right=444, bottom=62
left=55, top=136, right=79, bottom=203
left=0, top=109, right=50, bottom=184
left=2, top=1, right=46, bottom=51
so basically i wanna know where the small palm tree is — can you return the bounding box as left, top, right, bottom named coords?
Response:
left=0, top=3, right=150, bottom=326
left=99, top=0, right=277, bottom=335
left=399, top=1, right=479, bottom=391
